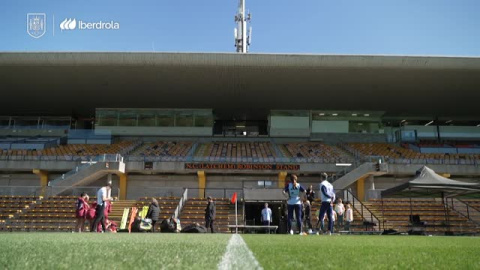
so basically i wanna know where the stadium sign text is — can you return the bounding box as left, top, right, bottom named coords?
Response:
left=60, top=18, right=120, bottom=31
left=185, top=163, right=300, bottom=171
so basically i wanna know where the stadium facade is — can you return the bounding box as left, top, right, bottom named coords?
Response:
left=1, top=52, right=480, bottom=233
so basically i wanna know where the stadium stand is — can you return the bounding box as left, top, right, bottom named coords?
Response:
left=1, top=196, right=77, bottom=232
left=345, top=142, right=480, bottom=165
left=364, top=198, right=480, bottom=235
left=281, top=142, right=353, bottom=163
left=194, top=142, right=277, bottom=162
left=179, top=198, right=234, bottom=233
left=129, top=141, right=193, bottom=161
left=135, top=197, right=180, bottom=231
left=0, top=140, right=140, bottom=160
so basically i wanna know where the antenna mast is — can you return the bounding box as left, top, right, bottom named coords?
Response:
left=234, top=0, right=252, bottom=53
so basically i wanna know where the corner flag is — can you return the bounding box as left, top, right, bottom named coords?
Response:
left=231, top=192, right=237, bottom=204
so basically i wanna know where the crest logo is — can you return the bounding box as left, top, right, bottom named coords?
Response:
left=27, top=13, right=46, bottom=38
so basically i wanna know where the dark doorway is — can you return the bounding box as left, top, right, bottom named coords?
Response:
left=244, top=202, right=285, bottom=233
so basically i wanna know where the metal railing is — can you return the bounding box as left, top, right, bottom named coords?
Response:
left=1, top=151, right=477, bottom=165
left=0, top=185, right=119, bottom=198
left=341, top=189, right=382, bottom=231
left=174, top=188, right=188, bottom=219
left=446, top=198, right=480, bottom=226
left=48, top=154, right=123, bottom=187
left=188, top=188, right=243, bottom=199
left=128, top=187, right=185, bottom=198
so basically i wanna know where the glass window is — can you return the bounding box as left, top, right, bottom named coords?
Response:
left=156, top=112, right=174, bottom=127
left=194, top=114, right=213, bottom=127
left=176, top=113, right=194, bottom=127
left=119, top=111, right=137, bottom=126
left=96, top=110, right=118, bottom=126
left=138, top=111, right=155, bottom=127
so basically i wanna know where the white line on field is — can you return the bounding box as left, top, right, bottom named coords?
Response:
left=218, top=234, right=263, bottom=270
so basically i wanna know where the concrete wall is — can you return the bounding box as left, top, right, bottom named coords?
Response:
left=126, top=174, right=196, bottom=199
left=402, top=125, right=480, bottom=139
left=312, top=120, right=349, bottom=133
left=96, top=126, right=212, bottom=136
left=310, top=133, right=387, bottom=143
left=0, top=173, right=39, bottom=186
left=269, top=116, right=310, bottom=137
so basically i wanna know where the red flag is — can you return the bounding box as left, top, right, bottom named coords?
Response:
left=231, top=192, right=237, bottom=204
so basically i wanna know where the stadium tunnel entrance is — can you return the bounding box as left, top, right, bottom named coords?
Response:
left=243, top=188, right=289, bottom=233
left=244, top=202, right=286, bottom=233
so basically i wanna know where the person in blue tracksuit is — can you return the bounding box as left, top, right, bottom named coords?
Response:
left=319, top=173, right=336, bottom=235
left=283, top=174, right=305, bottom=234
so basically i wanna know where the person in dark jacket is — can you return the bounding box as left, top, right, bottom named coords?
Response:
left=205, top=196, right=216, bottom=233
left=146, top=198, right=160, bottom=232
left=306, top=185, right=315, bottom=204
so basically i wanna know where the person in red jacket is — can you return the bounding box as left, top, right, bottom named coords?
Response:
left=75, top=193, right=90, bottom=232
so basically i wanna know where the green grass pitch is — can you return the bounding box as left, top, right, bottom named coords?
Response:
left=0, top=233, right=479, bottom=269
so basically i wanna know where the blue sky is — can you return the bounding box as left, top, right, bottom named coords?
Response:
left=0, top=0, right=479, bottom=55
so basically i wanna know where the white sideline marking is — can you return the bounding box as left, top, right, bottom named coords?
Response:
left=218, top=234, right=263, bottom=270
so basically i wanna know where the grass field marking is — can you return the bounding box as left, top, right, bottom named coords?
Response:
left=218, top=234, right=263, bottom=270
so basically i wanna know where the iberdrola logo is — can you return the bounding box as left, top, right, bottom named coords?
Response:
left=60, top=18, right=77, bottom=30
left=59, top=18, right=120, bottom=31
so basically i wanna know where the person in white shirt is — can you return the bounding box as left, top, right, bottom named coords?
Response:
left=335, top=198, right=345, bottom=228
left=261, top=203, right=272, bottom=225
left=282, top=174, right=306, bottom=235
left=91, top=180, right=113, bottom=232
left=261, top=203, right=272, bottom=233
left=319, top=173, right=335, bottom=235
left=345, top=203, right=354, bottom=231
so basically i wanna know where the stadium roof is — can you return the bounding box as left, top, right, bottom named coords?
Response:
left=1, top=52, right=480, bottom=120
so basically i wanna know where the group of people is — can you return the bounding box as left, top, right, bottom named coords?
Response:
left=74, top=180, right=117, bottom=233
left=282, top=173, right=354, bottom=235
left=77, top=174, right=354, bottom=235
left=76, top=181, right=217, bottom=234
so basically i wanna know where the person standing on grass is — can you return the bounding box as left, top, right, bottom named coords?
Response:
left=91, top=180, right=113, bottom=233
left=306, top=185, right=315, bottom=205
left=205, top=196, right=216, bottom=233
left=335, top=198, right=345, bottom=229
left=261, top=202, right=273, bottom=233
left=282, top=174, right=306, bottom=235
left=146, top=198, right=160, bottom=232
left=323, top=202, right=337, bottom=233
left=319, top=173, right=335, bottom=235
left=75, top=192, right=89, bottom=232
left=345, top=203, right=354, bottom=231
left=303, top=199, right=312, bottom=233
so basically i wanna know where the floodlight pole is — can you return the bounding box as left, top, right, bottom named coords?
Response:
left=234, top=0, right=252, bottom=53
left=235, top=198, right=238, bottom=234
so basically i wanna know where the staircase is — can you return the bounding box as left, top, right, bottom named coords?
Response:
left=333, top=162, right=388, bottom=190
left=48, top=154, right=126, bottom=195
left=448, top=198, right=480, bottom=228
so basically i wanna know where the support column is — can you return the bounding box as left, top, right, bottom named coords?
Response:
left=33, top=169, right=49, bottom=197
left=365, top=175, right=375, bottom=201
left=356, top=176, right=366, bottom=202
left=198, top=171, right=206, bottom=198
left=119, top=173, right=128, bottom=200
left=366, top=175, right=375, bottom=190
left=278, top=171, right=287, bottom=188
